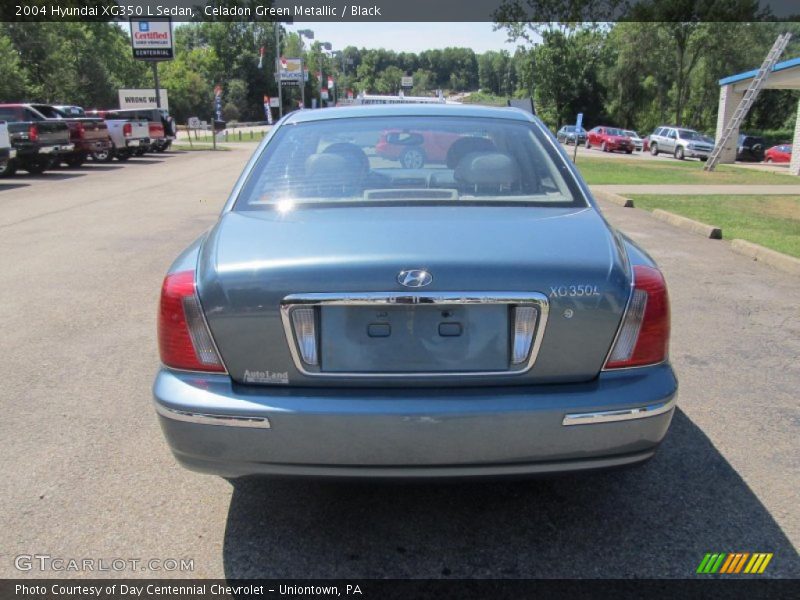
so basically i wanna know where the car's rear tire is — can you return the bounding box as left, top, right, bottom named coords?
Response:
left=0, top=160, right=17, bottom=178
left=400, top=148, right=425, bottom=169
left=700, top=157, right=708, bottom=162
left=625, top=148, right=633, bottom=154
left=24, top=158, right=50, bottom=175
left=766, top=157, right=773, bottom=163
left=92, top=148, right=113, bottom=163
left=674, top=146, right=685, bottom=160
left=650, top=143, right=659, bottom=156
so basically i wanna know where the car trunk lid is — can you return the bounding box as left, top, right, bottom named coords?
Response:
left=197, top=205, right=631, bottom=387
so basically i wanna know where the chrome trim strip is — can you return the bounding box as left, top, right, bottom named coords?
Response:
left=280, top=291, right=549, bottom=378
left=154, top=403, right=271, bottom=428
left=562, top=397, right=676, bottom=426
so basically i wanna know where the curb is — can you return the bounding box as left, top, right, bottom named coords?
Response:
left=730, top=239, right=800, bottom=276
left=651, top=209, right=722, bottom=239
left=592, top=189, right=634, bottom=207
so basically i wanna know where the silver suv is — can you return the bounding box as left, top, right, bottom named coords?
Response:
left=649, top=126, right=714, bottom=161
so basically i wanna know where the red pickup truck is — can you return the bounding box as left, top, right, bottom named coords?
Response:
left=27, top=104, right=111, bottom=167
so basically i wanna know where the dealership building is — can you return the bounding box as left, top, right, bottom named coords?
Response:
left=715, top=56, right=800, bottom=174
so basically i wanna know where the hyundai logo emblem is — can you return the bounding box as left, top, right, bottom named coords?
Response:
left=398, top=269, right=432, bottom=288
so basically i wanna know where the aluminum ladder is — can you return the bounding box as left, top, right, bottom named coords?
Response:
left=705, top=32, right=792, bottom=171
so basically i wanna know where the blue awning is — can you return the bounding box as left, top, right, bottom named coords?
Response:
left=719, top=56, right=800, bottom=86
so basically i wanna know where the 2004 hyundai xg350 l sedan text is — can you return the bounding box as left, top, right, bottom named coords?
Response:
left=153, top=104, right=677, bottom=479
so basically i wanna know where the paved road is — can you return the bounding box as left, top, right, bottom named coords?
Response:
left=1, top=149, right=797, bottom=579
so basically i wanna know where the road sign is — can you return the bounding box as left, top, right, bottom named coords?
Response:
left=130, top=18, right=173, bottom=61
left=118, top=88, right=169, bottom=110
left=187, top=117, right=200, bottom=129
left=573, top=113, right=584, bottom=162
left=279, top=57, right=304, bottom=83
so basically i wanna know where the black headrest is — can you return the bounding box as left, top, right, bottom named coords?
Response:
left=304, top=154, right=364, bottom=195
left=454, top=152, right=520, bottom=188
left=446, top=137, right=496, bottom=168
left=323, top=142, right=369, bottom=175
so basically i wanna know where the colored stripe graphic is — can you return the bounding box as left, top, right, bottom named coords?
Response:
left=744, top=553, right=774, bottom=574
left=697, top=553, right=727, bottom=573
left=720, top=554, right=736, bottom=573
left=698, top=552, right=773, bottom=574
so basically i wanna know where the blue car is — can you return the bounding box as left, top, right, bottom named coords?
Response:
left=556, top=124, right=587, bottom=145
left=154, top=104, right=677, bottom=479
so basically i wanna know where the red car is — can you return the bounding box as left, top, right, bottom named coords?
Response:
left=585, top=126, right=634, bottom=154
left=765, top=144, right=791, bottom=163
left=375, top=129, right=463, bottom=168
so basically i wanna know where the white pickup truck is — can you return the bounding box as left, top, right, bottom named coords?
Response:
left=0, top=121, right=16, bottom=172
left=85, top=109, right=150, bottom=162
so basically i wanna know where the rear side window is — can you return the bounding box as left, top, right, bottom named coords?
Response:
left=31, top=105, right=60, bottom=118
left=235, top=115, right=585, bottom=210
left=25, top=109, right=45, bottom=121
left=0, top=108, right=23, bottom=121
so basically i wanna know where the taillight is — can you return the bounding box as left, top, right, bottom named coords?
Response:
left=604, top=265, right=670, bottom=369
left=75, top=122, right=85, bottom=139
left=290, top=308, right=318, bottom=365
left=158, top=271, right=225, bottom=372
left=28, top=124, right=38, bottom=142
left=123, top=122, right=132, bottom=137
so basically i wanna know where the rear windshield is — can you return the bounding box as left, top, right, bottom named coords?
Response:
left=677, top=129, right=703, bottom=140
left=235, top=116, right=584, bottom=210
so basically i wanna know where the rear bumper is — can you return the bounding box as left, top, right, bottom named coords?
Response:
left=72, top=139, right=111, bottom=154
left=45, top=143, right=75, bottom=155
left=608, top=142, right=633, bottom=152
left=153, top=364, right=678, bottom=479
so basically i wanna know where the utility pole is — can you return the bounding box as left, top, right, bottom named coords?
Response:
left=152, top=63, right=161, bottom=109
left=275, top=21, right=283, bottom=118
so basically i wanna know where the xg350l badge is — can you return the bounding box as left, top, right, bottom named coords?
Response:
left=398, top=269, right=432, bottom=288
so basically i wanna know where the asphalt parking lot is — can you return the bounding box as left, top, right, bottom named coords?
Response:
left=1, top=148, right=798, bottom=579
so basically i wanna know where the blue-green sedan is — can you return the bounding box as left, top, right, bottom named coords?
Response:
left=153, top=104, right=677, bottom=479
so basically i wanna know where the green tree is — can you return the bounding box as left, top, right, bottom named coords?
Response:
left=376, top=65, right=403, bottom=94
left=0, top=31, right=29, bottom=101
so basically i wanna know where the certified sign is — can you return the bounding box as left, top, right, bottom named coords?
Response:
left=401, top=76, right=413, bottom=88
left=130, top=18, right=173, bottom=61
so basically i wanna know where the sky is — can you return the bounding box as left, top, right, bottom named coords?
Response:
left=285, top=22, right=523, bottom=53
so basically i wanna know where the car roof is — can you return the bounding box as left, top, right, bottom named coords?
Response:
left=281, top=103, right=536, bottom=125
